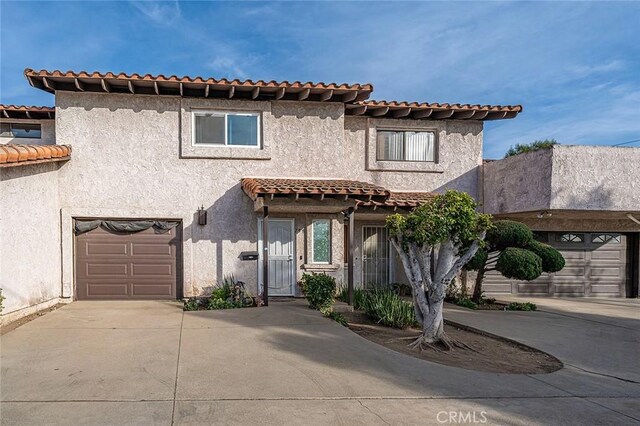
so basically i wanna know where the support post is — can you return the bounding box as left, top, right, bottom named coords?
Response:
left=262, top=205, right=269, bottom=306
left=347, top=207, right=355, bottom=306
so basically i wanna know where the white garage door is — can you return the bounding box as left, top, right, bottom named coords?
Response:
left=484, top=232, right=628, bottom=297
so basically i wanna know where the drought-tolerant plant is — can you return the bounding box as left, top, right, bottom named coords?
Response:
left=465, top=220, right=565, bottom=303
left=325, top=310, right=348, bottom=326
left=386, top=190, right=491, bottom=349
left=505, top=139, right=558, bottom=158
left=302, top=273, right=336, bottom=311
left=183, top=297, right=200, bottom=311
left=0, top=288, right=4, bottom=313
left=336, top=286, right=367, bottom=310
left=360, top=288, right=417, bottom=329
left=207, top=297, right=241, bottom=310
left=453, top=297, right=477, bottom=310
left=506, top=302, right=537, bottom=311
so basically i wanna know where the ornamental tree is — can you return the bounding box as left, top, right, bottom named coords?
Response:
left=385, top=190, right=492, bottom=350
left=466, top=220, right=565, bottom=303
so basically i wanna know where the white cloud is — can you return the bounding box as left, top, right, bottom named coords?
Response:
left=131, top=1, right=181, bottom=26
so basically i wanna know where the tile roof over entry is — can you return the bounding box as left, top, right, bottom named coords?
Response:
left=357, top=191, right=437, bottom=208
left=24, top=69, right=373, bottom=103
left=241, top=178, right=390, bottom=202
left=346, top=100, right=522, bottom=121
left=0, top=105, right=55, bottom=120
left=0, top=144, right=71, bottom=168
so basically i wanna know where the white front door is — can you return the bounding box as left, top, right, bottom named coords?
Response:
left=258, top=218, right=295, bottom=296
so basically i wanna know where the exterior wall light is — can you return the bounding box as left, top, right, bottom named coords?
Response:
left=198, top=205, right=207, bottom=225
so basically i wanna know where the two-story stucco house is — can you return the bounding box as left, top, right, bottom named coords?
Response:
left=0, top=68, right=523, bottom=321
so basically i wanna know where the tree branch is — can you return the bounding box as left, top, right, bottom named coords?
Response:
left=442, top=232, right=486, bottom=285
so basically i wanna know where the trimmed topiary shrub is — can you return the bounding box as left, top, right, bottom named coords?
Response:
left=302, top=273, right=337, bottom=311
left=496, top=248, right=542, bottom=281
left=487, top=220, right=533, bottom=251
left=527, top=241, right=565, bottom=273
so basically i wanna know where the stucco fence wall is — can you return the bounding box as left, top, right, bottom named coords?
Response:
left=0, top=162, right=65, bottom=323
left=53, top=91, right=482, bottom=299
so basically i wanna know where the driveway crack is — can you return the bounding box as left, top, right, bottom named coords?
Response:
left=171, top=310, right=185, bottom=426
left=564, top=363, right=640, bottom=384
left=358, top=399, right=391, bottom=425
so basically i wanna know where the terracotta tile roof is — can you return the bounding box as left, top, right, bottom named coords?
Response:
left=358, top=191, right=437, bottom=208
left=346, top=100, right=522, bottom=121
left=1, top=105, right=55, bottom=120
left=0, top=144, right=71, bottom=168
left=241, top=178, right=389, bottom=201
left=24, top=68, right=373, bottom=103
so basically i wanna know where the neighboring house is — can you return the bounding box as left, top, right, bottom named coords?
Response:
left=0, top=67, right=521, bottom=321
left=482, top=145, right=640, bottom=298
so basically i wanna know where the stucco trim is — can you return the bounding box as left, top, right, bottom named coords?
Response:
left=61, top=208, right=193, bottom=299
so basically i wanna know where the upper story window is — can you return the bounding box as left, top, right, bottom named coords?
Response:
left=377, top=130, right=435, bottom=162
left=0, top=122, right=42, bottom=139
left=192, top=111, right=260, bottom=147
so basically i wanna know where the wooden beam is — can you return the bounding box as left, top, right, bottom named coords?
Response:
left=42, top=77, right=56, bottom=91
left=205, top=84, right=210, bottom=98
left=349, top=105, right=367, bottom=115
left=25, top=111, right=32, bottom=119
left=451, top=110, right=476, bottom=120
left=228, top=86, right=235, bottom=99
left=154, top=81, right=160, bottom=95
left=319, top=89, right=333, bottom=101
left=100, top=79, right=111, bottom=93
left=347, top=206, right=355, bottom=306
left=262, top=205, right=269, bottom=307
left=392, top=107, right=411, bottom=118
left=298, top=88, right=310, bottom=101
left=47, top=112, right=53, bottom=119
left=25, top=74, right=37, bottom=88
left=252, top=87, right=260, bottom=99
left=128, top=81, right=135, bottom=94
left=370, top=107, right=389, bottom=117
left=342, top=91, right=358, bottom=102
left=74, top=78, right=85, bottom=91
left=3, top=110, right=10, bottom=118
left=179, top=82, right=184, bottom=97
left=412, top=108, right=433, bottom=119
left=274, top=87, right=285, bottom=100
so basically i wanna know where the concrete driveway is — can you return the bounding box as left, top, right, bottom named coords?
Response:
left=1, top=299, right=639, bottom=425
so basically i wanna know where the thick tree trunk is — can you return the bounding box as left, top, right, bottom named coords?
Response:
left=471, top=267, right=485, bottom=303
left=421, top=297, right=444, bottom=342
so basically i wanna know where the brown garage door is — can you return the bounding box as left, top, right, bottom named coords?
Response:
left=75, top=223, right=181, bottom=300
left=484, top=232, right=628, bottom=297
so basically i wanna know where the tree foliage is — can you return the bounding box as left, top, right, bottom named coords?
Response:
left=505, top=139, right=558, bottom=158
left=496, top=247, right=542, bottom=281
left=465, top=220, right=565, bottom=302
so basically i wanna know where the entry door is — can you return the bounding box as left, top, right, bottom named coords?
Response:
left=259, top=219, right=295, bottom=296
left=362, top=226, right=390, bottom=288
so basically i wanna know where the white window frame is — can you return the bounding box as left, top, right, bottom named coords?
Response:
left=376, top=129, right=437, bottom=163
left=311, top=219, right=331, bottom=264
left=191, top=110, right=261, bottom=148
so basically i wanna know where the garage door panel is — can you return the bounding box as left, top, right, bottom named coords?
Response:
left=555, top=267, right=587, bottom=277
left=75, top=222, right=180, bottom=300
left=591, top=250, right=624, bottom=261
left=591, top=267, right=623, bottom=278
left=560, top=251, right=586, bottom=260
left=516, top=283, right=549, bottom=294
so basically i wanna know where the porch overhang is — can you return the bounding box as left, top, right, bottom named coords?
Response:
left=241, top=177, right=390, bottom=213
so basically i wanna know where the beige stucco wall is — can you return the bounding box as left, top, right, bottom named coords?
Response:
left=484, top=145, right=640, bottom=215
left=0, top=162, right=63, bottom=317
left=53, top=91, right=483, bottom=298
left=0, top=118, right=56, bottom=145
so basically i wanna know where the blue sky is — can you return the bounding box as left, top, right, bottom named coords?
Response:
left=1, top=1, right=639, bottom=157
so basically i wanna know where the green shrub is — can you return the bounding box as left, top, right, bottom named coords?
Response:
left=0, top=288, right=4, bottom=313
left=488, top=220, right=534, bottom=251
left=454, top=297, right=477, bottom=310
left=207, top=297, right=241, bottom=310
left=507, top=302, right=537, bottom=311
left=302, top=273, right=336, bottom=311
left=496, top=247, right=542, bottom=281
left=505, top=139, right=558, bottom=158
left=324, top=310, right=348, bottom=326
left=183, top=298, right=200, bottom=311
left=527, top=241, right=565, bottom=273
left=361, top=288, right=416, bottom=329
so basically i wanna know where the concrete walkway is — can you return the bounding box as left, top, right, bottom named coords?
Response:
left=1, top=299, right=639, bottom=425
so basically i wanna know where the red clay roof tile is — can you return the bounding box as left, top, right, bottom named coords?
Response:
left=241, top=178, right=389, bottom=201
left=0, top=104, right=55, bottom=120
left=0, top=144, right=71, bottom=168
left=346, top=100, right=522, bottom=121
